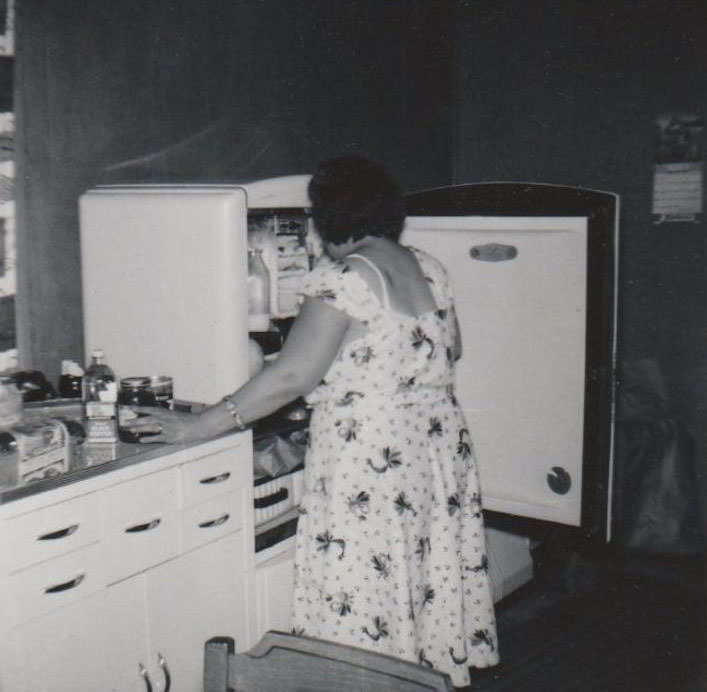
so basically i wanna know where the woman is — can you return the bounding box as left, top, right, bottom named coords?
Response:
left=130, top=155, right=498, bottom=687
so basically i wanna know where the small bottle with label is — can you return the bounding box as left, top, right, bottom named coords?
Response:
left=82, top=349, right=118, bottom=444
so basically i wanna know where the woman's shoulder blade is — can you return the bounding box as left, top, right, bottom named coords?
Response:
left=406, top=245, right=449, bottom=280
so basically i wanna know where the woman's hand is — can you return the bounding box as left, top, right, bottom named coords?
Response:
left=122, top=406, right=204, bottom=445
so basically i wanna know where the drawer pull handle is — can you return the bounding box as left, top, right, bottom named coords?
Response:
left=44, top=572, right=85, bottom=594
left=199, top=513, right=230, bottom=529
left=158, top=653, right=172, bottom=692
left=254, top=488, right=288, bottom=509
left=37, top=523, right=79, bottom=541
left=138, top=662, right=153, bottom=692
left=125, top=518, right=162, bottom=533
left=199, top=471, right=231, bottom=485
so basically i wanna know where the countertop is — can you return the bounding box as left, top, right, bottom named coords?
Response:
left=0, top=398, right=309, bottom=505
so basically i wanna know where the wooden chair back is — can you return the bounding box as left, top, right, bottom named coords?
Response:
left=204, top=631, right=454, bottom=692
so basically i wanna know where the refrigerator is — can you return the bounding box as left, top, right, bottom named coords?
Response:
left=79, top=176, right=313, bottom=405
left=80, top=177, right=618, bottom=602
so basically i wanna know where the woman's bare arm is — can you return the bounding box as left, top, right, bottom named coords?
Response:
left=131, top=297, right=350, bottom=443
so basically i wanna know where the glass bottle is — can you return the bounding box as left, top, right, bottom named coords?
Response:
left=82, top=349, right=118, bottom=443
left=247, top=247, right=271, bottom=331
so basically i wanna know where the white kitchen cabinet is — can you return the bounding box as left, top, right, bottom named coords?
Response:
left=254, top=537, right=296, bottom=635
left=98, top=533, right=248, bottom=692
left=0, top=432, right=255, bottom=692
left=146, top=533, right=248, bottom=692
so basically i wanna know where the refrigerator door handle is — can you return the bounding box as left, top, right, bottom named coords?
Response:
left=469, top=243, right=518, bottom=262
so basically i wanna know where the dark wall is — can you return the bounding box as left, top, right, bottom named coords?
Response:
left=454, top=0, right=707, bottom=537
left=14, top=1, right=706, bottom=537
left=15, top=0, right=455, bottom=382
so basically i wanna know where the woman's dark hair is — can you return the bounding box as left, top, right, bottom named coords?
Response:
left=308, top=155, right=406, bottom=245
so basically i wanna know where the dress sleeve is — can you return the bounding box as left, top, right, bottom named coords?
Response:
left=300, top=255, right=381, bottom=325
left=412, top=247, right=455, bottom=311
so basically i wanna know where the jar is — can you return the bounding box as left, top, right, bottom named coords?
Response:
left=147, top=376, right=173, bottom=408
left=0, top=376, right=23, bottom=431
left=58, top=374, right=82, bottom=399
left=57, top=360, right=84, bottom=399
left=118, top=377, right=156, bottom=406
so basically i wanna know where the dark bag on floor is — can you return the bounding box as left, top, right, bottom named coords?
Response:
left=614, top=359, right=702, bottom=555
left=615, top=416, right=702, bottom=555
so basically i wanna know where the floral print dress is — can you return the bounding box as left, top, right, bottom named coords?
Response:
left=290, top=246, right=499, bottom=688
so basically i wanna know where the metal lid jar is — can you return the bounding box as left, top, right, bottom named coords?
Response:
left=118, top=377, right=156, bottom=406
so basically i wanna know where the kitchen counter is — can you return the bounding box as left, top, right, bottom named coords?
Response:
left=0, top=398, right=309, bottom=505
left=0, top=409, right=258, bottom=692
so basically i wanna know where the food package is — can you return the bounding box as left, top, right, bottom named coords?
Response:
left=0, top=418, right=70, bottom=488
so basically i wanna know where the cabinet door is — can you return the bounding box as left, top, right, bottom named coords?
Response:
left=13, top=578, right=148, bottom=692
left=144, top=532, right=248, bottom=692
left=255, top=541, right=295, bottom=638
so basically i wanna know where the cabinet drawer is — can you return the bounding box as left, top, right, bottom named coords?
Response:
left=3, top=493, right=101, bottom=573
left=8, top=543, right=105, bottom=625
left=181, top=445, right=249, bottom=507
left=181, top=492, right=242, bottom=553
left=102, top=468, right=180, bottom=583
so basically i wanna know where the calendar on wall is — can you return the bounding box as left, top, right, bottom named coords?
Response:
left=652, top=112, right=704, bottom=224
left=0, top=0, right=14, bottom=374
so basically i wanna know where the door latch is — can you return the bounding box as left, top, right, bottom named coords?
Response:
left=469, top=243, right=518, bottom=262
left=546, top=466, right=571, bottom=494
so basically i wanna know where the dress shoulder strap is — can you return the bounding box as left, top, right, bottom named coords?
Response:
left=347, top=253, right=391, bottom=310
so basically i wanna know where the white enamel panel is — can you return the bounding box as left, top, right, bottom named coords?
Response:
left=80, top=186, right=249, bottom=404
left=240, top=174, right=311, bottom=209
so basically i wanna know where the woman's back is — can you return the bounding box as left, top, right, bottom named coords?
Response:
left=346, top=241, right=438, bottom=318
left=301, top=244, right=457, bottom=407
